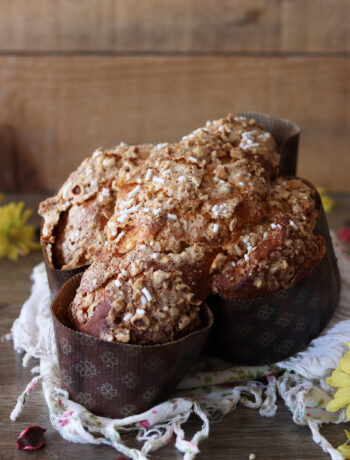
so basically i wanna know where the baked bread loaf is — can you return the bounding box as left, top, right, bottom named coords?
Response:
left=67, top=114, right=325, bottom=345
left=39, top=115, right=276, bottom=269
left=211, top=177, right=324, bottom=300
left=70, top=244, right=214, bottom=344
left=39, top=144, right=152, bottom=269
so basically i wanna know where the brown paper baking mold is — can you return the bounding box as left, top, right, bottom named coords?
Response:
left=207, top=179, right=340, bottom=366
left=51, top=273, right=214, bottom=418
left=238, top=112, right=300, bottom=177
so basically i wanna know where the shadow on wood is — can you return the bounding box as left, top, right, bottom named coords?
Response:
left=0, top=125, right=17, bottom=192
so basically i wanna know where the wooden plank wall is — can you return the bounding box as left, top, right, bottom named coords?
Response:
left=0, top=0, right=349, bottom=192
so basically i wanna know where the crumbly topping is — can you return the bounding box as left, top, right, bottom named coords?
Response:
left=211, top=179, right=323, bottom=299
left=39, top=144, right=153, bottom=268
left=70, top=244, right=214, bottom=345
left=41, top=113, right=325, bottom=344
left=268, top=177, right=320, bottom=229
left=104, top=115, right=278, bottom=255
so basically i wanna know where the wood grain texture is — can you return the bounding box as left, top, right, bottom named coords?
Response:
left=0, top=0, right=349, bottom=53
left=0, top=125, right=18, bottom=192
left=0, top=192, right=349, bottom=460
left=0, top=55, right=349, bottom=192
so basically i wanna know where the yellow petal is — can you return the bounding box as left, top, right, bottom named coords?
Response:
left=327, top=398, right=343, bottom=412
left=338, top=444, right=350, bottom=459
left=339, top=354, right=350, bottom=377
left=327, top=370, right=350, bottom=388
left=322, top=196, right=334, bottom=214
left=0, top=241, right=8, bottom=257
left=21, top=208, right=32, bottom=223
left=8, top=245, right=19, bottom=261
left=0, top=201, right=38, bottom=259
left=317, top=187, right=334, bottom=214
left=14, top=201, right=24, bottom=220
left=29, top=240, right=40, bottom=250
left=18, top=242, right=30, bottom=254
left=22, top=225, right=36, bottom=239
left=327, top=388, right=350, bottom=412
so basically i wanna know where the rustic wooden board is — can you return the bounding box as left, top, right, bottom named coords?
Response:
left=0, top=0, right=349, bottom=53
left=0, top=56, right=349, bottom=192
left=0, top=193, right=349, bottom=459
left=0, top=125, right=17, bottom=191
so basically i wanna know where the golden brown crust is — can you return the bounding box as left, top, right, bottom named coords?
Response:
left=210, top=177, right=323, bottom=299
left=52, top=196, right=114, bottom=269
left=105, top=115, right=278, bottom=255
left=70, top=244, right=215, bottom=345
left=41, top=113, right=325, bottom=345
left=39, top=144, right=152, bottom=269
left=211, top=217, right=325, bottom=301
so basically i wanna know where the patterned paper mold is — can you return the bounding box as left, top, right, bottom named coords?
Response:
left=208, top=183, right=340, bottom=365
left=51, top=273, right=213, bottom=418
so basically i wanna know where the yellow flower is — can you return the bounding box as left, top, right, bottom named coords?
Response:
left=327, top=369, right=350, bottom=388
left=0, top=201, right=39, bottom=261
left=327, top=348, right=350, bottom=457
left=327, top=344, right=350, bottom=419
left=337, top=430, right=350, bottom=458
left=317, top=187, right=334, bottom=214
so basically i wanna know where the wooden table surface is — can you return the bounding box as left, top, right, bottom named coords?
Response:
left=1, top=193, right=350, bottom=460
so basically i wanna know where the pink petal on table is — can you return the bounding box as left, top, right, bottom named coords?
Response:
left=16, top=425, right=46, bottom=450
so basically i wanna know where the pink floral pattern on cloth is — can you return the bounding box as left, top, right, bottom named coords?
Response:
left=8, top=233, right=350, bottom=460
